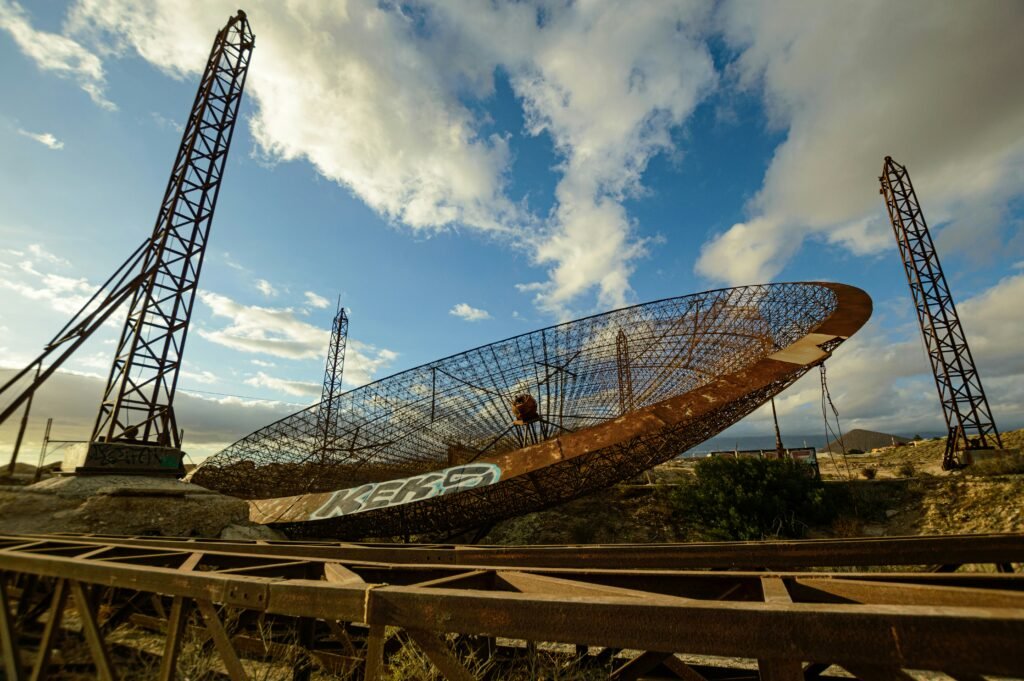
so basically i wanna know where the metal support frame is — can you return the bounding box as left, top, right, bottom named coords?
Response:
left=193, top=283, right=868, bottom=540
left=880, top=156, right=1003, bottom=468
left=0, top=11, right=253, bottom=465
left=9, top=531, right=1023, bottom=571
left=92, top=11, right=254, bottom=447
left=315, top=302, right=349, bottom=458
left=0, top=533, right=1020, bottom=680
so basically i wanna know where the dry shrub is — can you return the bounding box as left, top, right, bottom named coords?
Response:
left=860, top=467, right=877, bottom=480
left=968, top=452, right=1024, bottom=476
left=898, top=463, right=915, bottom=478
left=668, top=457, right=834, bottom=541
left=831, top=515, right=864, bottom=538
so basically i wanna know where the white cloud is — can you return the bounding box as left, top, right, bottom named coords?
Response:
left=0, top=269, right=95, bottom=316
left=449, top=302, right=490, bottom=322
left=197, top=291, right=327, bottom=360
left=0, top=367, right=296, bottom=461
left=179, top=368, right=218, bottom=385
left=697, top=0, right=1024, bottom=285
left=255, top=278, right=277, bottom=297
left=957, top=272, right=1024, bottom=374
left=303, top=291, right=330, bottom=309
left=250, top=359, right=275, bottom=368
left=0, top=241, right=137, bottom=340
left=221, top=252, right=247, bottom=272
left=150, top=111, right=183, bottom=132
left=26, top=244, right=70, bottom=266
left=71, top=351, right=111, bottom=372
left=17, top=129, right=64, bottom=150
left=196, top=291, right=396, bottom=386
left=695, top=216, right=797, bottom=287
left=497, top=3, right=716, bottom=316
left=245, top=371, right=319, bottom=398
left=64, top=1, right=716, bottom=317
left=0, top=0, right=115, bottom=110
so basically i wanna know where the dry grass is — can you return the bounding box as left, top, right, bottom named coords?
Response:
left=968, top=452, right=1024, bottom=477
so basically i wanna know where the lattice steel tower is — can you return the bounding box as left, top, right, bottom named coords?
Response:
left=92, top=11, right=254, bottom=448
left=315, top=302, right=349, bottom=457
left=879, top=156, right=1002, bottom=469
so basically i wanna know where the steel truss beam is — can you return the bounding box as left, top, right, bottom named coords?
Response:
left=0, top=533, right=1021, bottom=680
left=316, top=303, right=349, bottom=458
left=0, top=11, right=254, bottom=469
left=93, top=11, right=254, bottom=447
left=880, top=156, right=1002, bottom=468
left=11, top=531, right=1024, bottom=571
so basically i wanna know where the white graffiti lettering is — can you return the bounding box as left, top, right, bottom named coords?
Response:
left=310, top=463, right=501, bottom=520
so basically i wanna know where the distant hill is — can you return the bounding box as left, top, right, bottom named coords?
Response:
left=825, top=429, right=910, bottom=453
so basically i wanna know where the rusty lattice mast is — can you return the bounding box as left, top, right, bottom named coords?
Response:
left=91, top=11, right=254, bottom=448
left=316, top=301, right=349, bottom=457
left=1, top=11, right=253, bottom=471
left=879, top=156, right=1002, bottom=468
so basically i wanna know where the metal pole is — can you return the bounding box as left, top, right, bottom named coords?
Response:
left=771, top=397, right=784, bottom=457
left=7, top=364, right=41, bottom=475
left=33, top=418, right=53, bottom=483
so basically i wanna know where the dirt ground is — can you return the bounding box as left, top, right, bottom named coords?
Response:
left=816, top=426, right=1024, bottom=480
left=2, top=430, right=1021, bottom=543
left=0, top=474, right=261, bottom=537
left=483, top=428, right=1024, bottom=544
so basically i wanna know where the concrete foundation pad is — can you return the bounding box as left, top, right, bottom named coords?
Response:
left=958, top=448, right=1022, bottom=466
left=0, top=475, right=251, bottom=537
left=24, top=474, right=220, bottom=499
left=60, top=442, right=185, bottom=476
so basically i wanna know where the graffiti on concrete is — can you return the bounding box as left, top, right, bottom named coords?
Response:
left=310, top=463, right=502, bottom=520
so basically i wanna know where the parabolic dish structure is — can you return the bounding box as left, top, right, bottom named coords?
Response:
left=192, top=283, right=871, bottom=538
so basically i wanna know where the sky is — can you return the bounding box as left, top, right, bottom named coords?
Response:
left=1, top=0, right=1022, bottom=463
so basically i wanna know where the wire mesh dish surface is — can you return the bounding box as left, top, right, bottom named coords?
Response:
left=192, top=282, right=870, bottom=538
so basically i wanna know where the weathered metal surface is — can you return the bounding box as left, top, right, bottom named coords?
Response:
left=0, top=10, right=254, bottom=474
left=59, top=441, right=184, bottom=476
left=91, top=11, right=254, bottom=450
left=880, top=156, right=1003, bottom=468
left=194, top=283, right=870, bottom=538
left=14, top=532, right=1023, bottom=571
left=0, top=533, right=1020, bottom=679
left=315, top=302, right=349, bottom=457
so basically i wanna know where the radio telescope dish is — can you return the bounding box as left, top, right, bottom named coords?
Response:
left=192, top=282, right=870, bottom=538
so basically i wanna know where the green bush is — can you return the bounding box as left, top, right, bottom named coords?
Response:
left=670, top=457, right=835, bottom=540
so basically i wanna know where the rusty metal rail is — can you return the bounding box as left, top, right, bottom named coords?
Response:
left=18, top=531, right=1024, bottom=570
left=0, top=533, right=1021, bottom=680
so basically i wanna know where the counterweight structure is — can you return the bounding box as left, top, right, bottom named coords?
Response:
left=315, top=302, right=349, bottom=457
left=880, top=156, right=1002, bottom=469
left=0, top=11, right=253, bottom=472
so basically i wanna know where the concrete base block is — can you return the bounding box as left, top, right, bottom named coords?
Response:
left=61, top=441, right=185, bottom=477
left=957, top=448, right=1022, bottom=466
